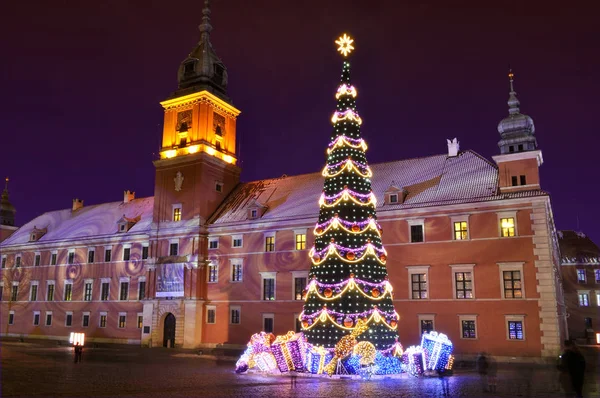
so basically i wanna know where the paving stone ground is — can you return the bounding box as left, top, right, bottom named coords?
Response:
left=1, top=340, right=598, bottom=397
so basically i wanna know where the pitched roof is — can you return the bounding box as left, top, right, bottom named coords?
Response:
left=1, top=197, right=155, bottom=247
left=557, top=230, right=600, bottom=265
left=209, top=150, right=548, bottom=226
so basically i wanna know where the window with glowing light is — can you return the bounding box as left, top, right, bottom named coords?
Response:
left=453, top=221, right=468, bottom=240
left=461, top=320, right=476, bottom=339
left=118, top=314, right=126, bottom=328
left=64, top=282, right=73, bottom=301
left=507, top=320, right=524, bottom=340
left=294, top=277, right=307, bottom=300
left=411, top=273, right=427, bottom=299
left=263, top=278, right=275, bottom=301
left=99, top=314, right=107, bottom=328
left=173, top=206, right=182, bottom=222
left=137, top=314, right=143, bottom=329
left=265, top=236, right=275, bottom=252
left=577, top=269, right=586, bottom=283
left=503, top=271, right=522, bottom=298
left=578, top=292, right=590, bottom=307
left=295, top=234, right=306, bottom=250
left=455, top=272, right=473, bottom=299
left=500, top=218, right=515, bottom=237
left=47, top=282, right=55, bottom=301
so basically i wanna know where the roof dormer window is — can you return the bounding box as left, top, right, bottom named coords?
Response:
left=29, top=226, right=47, bottom=242
left=184, top=61, right=195, bottom=75
left=117, top=214, right=140, bottom=233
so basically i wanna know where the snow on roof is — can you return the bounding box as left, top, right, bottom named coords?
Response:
left=209, top=150, right=547, bottom=226
left=1, top=197, right=155, bottom=247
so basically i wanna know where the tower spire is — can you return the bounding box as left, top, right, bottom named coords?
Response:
left=199, top=0, right=212, bottom=40
left=1, top=176, right=16, bottom=227
left=507, top=69, right=520, bottom=115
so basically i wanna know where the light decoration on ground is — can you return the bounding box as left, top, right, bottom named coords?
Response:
left=323, top=319, right=368, bottom=375
left=335, top=33, right=355, bottom=57
left=402, top=345, right=425, bottom=376
left=306, top=346, right=332, bottom=374
left=69, top=332, right=85, bottom=346
left=270, top=332, right=308, bottom=372
left=353, top=341, right=377, bottom=365
left=420, top=331, right=454, bottom=371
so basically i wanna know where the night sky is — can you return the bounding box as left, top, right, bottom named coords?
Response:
left=2, top=1, right=598, bottom=244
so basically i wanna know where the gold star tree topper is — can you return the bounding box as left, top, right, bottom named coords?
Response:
left=335, top=34, right=354, bottom=57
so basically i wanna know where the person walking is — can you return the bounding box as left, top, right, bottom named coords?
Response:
left=74, top=342, right=83, bottom=363
left=487, top=354, right=498, bottom=393
left=559, top=340, right=586, bottom=398
left=476, top=352, right=489, bottom=393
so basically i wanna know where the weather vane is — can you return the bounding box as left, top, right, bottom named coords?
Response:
left=335, top=33, right=354, bottom=57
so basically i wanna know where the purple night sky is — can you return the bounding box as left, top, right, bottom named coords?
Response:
left=1, top=1, right=598, bottom=244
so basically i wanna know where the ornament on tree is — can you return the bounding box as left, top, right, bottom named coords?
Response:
left=324, top=288, right=333, bottom=298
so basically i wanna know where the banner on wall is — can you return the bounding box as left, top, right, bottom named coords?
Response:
left=155, top=263, right=185, bottom=298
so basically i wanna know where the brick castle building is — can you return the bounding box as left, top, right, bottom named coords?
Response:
left=1, top=3, right=569, bottom=359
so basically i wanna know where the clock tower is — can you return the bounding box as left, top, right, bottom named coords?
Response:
left=143, top=0, right=241, bottom=348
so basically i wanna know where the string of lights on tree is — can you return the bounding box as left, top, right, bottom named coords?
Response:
left=298, top=33, right=399, bottom=350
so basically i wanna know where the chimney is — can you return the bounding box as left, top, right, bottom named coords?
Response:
left=447, top=138, right=460, bottom=157
left=123, top=190, right=135, bottom=203
left=72, top=198, right=84, bottom=212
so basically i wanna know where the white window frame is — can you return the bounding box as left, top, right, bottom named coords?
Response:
left=206, top=305, right=216, bottom=324
left=595, top=269, right=600, bottom=284
left=450, top=215, right=470, bottom=240
left=87, top=247, right=95, bottom=263
left=137, top=312, right=144, bottom=329
left=104, top=246, right=112, bottom=262
left=50, top=250, right=58, bottom=265
left=46, top=280, right=55, bottom=301
left=1, top=254, right=6, bottom=268
left=505, top=315, right=526, bottom=341
left=67, top=248, right=75, bottom=264
left=577, top=290, right=590, bottom=307
left=208, top=237, right=219, bottom=250
left=498, top=262, right=526, bottom=299
left=389, top=193, right=398, bottom=204
left=82, top=311, right=90, bottom=328
left=230, top=258, right=243, bottom=282
left=45, top=311, right=53, bottom=326
left=137, top=276, right=146, bottom=300
left=262, top=313, right=275, bottom=333
left=30, top=280, right=39, bottom=301
left=230, top=305, right=241, bottom=325
left=64, top=280, right=73, bottom=301
left=122, top=243, right=132, bottom=261
left=172, top=203, right=182, bottom=222
left=11, top=281, right=19, bottom=301
left=65, top=311, right=73, bottom=327
left=118, top=312, right=127, bottom=328
left=260, top=271, right=277, bottom=301
left=294, top=229, right=308, bottom=251
left=498, top=211, right=518, bottom=237
left=15, top=253, right=22, bottom=267
left=99, top=311, right=108, bottom=328
left=33, top=311, right=40, bottom=326
left=576, top=269, right=587, bottom=283
left=100, top=278, right=111, bottom=301
left=168, top=238, right=180, bottom=256
left=407, top=265, right=430, bottom=300
left=142, top=242, right=149, bottom=259
left=264, top=231, right=276, bottom=252
left=34, top=252, right=41, bottom=266
left=9, top=310, right=15, bottom=325
left=450, top=264, right=476, bottom=299
left=119, top=277, right=130, bottom=301
left=207, top=261, right=219, bottom=283
left=458, top=314, right=478, bottom=339
left=407, top=219, right=425, bottom=243
left=83, top=279, right=93, bottom=301
left=250, top=209, right=258, bottom=219
left=418, top=314, right=435, bottom=334
left=232, top=234, right=243, bottom=248
left=292, top=270, right=309, bottom=300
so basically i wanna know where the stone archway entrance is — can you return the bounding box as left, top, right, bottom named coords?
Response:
left=163, top=313, right=176, bottom=348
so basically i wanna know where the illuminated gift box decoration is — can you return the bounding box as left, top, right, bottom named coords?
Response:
left=373, top=351, right=403, bottom=375
left=69, top=332, right=85, bottom=346
left=270, top=331, right=308, bottom=373
left=254, top=351, right=278, bottom=373
left=401, top=345, right=425, bottom=375
left=420, top=331, right=453, bottom=371
left=306, top=346, right=333, bottom=374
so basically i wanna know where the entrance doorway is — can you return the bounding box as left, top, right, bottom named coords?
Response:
left=163, top=313, right=176, bottom=348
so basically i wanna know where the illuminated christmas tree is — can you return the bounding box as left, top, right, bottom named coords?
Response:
left=300, top=34, right=400, bottom=350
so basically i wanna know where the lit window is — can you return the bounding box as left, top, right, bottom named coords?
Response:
left=265, top=236, right=275, bottom=252
left=99, top=313, right=107, bottom=328
left=47, top=282, right=55, bottom=301
left=84, top=281, right=93, bottom=301
left=595, top=270, right=600, bottom=284
left=500, top=218, right=515, bottom=237
left=508, top=320, right=524, bottom=340
left=503, top=271, right=522, bottom=298
left=411, top=273, right=427, bottom=299
left=263, top=278, right=275, bottom=300
left=295, top=234, right=306, bottom=250
left=578, top=292, right=590, bottom=307
left=577, top=269, right=586, bottom=283
left=64, top=282, right=73, bottom=301
left=453, top=221, right=468, bottom=240
left=118, top=314, right=126, bottom=329
left=294, top=277, right=307, bottom=300
left=208, top=263, right=218, bottom=283
left=173, top=207, right=181, bottom=222
left=231, top=262, right=243, bottom=282
left=461, top=320, right=476, bottom=339
left=137, top=314, right=143, bottom=329
left=454, top=271, right=473, bottom=299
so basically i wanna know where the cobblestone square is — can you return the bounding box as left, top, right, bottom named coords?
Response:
left=1, top=340, right=598, bottom=397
